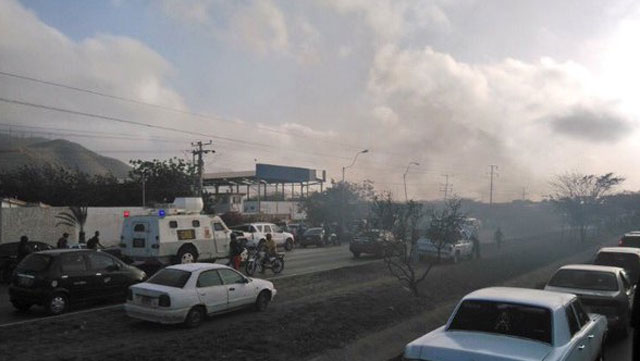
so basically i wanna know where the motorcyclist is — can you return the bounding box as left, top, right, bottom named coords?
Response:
left=260, top=233, right=278, bottom=273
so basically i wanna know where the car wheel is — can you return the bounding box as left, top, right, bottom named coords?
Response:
left=284, top=238, right=294, bottom=251
left=11, top=300, right=32, bottom=312
left=255, top=291, right=271, bottom=312
left=184, top=306, right=205, bottom=328
left=352, top=251, right=360, bottom=258
left=46, top=293, right=69, bottom=315
left=177, top=246, right=198, bottom=264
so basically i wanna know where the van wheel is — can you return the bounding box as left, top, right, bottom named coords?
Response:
left=284, top=238, right=294, bottom=251
left=46, top=293, right=69, bottom=315
left=178, top=246, right=198, bottom=264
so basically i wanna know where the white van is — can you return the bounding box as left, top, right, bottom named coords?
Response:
left=120, top=212, right=232, bottom=265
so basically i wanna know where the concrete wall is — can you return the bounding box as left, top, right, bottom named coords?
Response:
left=0, top=207, right=146, bottom=247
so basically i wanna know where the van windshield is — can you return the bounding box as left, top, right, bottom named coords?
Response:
left=147, top=269, right=191, bottom=288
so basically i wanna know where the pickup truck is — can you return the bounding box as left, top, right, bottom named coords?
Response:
left=404, top=287, right=608, bottom=361
left=232, top=222, right=295, bottom=251
left=415, top=237, right=473, bottom=263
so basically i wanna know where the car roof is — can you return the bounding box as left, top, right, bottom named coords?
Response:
left=598, top=247, right=640, bottom=255
left=37, top=249, right=95, bottom=255
left=166, top=263, right=230, bottom=272
left=558, top=264, right=625, bottom=273
left=463, top=287, right=575, bottom=311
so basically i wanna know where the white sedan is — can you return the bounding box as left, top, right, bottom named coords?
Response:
left=404, top=287, right=607, bottom=361
left=125, top=263, right=277, bottom=327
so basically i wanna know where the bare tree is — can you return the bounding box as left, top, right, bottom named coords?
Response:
left=549, top=172, right=624, bottom=242
left=426, top=198, right=468, bottom=262
left=370, top=194, right=429, bottom=297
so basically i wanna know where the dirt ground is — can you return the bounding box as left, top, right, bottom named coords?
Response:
left=0, top=234, right=610, bottom=361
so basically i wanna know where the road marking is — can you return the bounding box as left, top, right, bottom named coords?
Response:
left=0, top=304, right=122, bottom=328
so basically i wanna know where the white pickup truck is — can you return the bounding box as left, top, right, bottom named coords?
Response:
left=232, top=222, right=295, bottom=251
left=416, top=237, right=474, bottom=263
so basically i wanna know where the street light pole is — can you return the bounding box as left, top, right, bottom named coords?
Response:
left=342, top=149, right=369, bottom=182
left=403, top=161, right=420, bottom=202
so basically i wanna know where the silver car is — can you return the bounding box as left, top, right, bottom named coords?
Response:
left=545, top=264, right=635, bottom=336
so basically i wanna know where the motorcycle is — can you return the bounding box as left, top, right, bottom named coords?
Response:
left=245, top=249, right=284, bottom=276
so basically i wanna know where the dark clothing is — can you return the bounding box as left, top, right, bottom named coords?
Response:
left=632, top=280, right=640, bottom=361
left=472, top=237, right=480, bottom=259
left=86, top=236, right=101, bottom=250
left=17, top=240, right=30, bottom=261
left=229, top=238, right=242, bottom=257
left=57, top=237, right=69, bottom=249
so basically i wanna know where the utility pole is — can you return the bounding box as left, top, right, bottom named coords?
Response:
left=488, top=165, right=498, bottom=206
left=191, top=141, right=215, bottom=197
left=440, top=174, right=452, bottom=201
left=521, top=187, right=528, bottom=201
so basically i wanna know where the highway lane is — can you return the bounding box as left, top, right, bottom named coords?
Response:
left=0, top=244, right=376, bottom=325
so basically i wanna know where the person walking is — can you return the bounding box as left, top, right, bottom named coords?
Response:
left=494, top=227, right=503, bottom=249
left=228, top=233, right=242, bottom=270
left=86, top=231, right=104, bottom=250
left=57, top=233, right=69, bottom=249
left=17, top=235, right=31, bottom=262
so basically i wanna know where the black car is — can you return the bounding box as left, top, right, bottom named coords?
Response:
left=300, top=228, right=338, bottom=247
left=9, top=249, right=146, bottom=315
left=0, top=241, right=54, bottom=283
left=349, top=229, right=396, bottom=258
left=618, top=232, right=640, bottom=248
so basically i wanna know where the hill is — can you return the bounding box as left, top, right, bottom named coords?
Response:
left=0, top=133, right=131, bottom=178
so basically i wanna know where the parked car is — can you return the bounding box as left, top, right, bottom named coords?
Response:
left=415, top=237, right=473, bottom=263
left=618, top=231, right=640, bottom=248
left=9, top=249, right=146, bottom=315
left=349, top=229, right=395, bottom=258
left=0, top=241, right=54, bottom=283
left=232, top=223, right=295, bottom=251
left=299, top=227, right=337, bottom=248
left=120, top=212, right=233, bottom=265
left=125, top=263, right=276, bottom=328
left=545, top=264, right=634, bottom=336
left=593, top=247, right=640, bottom=284
left=403, top=287, right=608, bottom=361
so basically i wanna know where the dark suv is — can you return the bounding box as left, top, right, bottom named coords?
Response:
left=9, top=249, right=146, bottom=315
left=618, top=232, right=640, bottom=248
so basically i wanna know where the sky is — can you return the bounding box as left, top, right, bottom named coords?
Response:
left=1, top=0, right=639, bottom=202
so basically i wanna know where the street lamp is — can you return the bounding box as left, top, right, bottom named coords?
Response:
left=403, top=161, right=420, bottom=202
left=342, top=149, right=369, bottom=182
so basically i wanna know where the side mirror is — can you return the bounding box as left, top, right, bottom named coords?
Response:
left=240, top=277, right=249, bottom=284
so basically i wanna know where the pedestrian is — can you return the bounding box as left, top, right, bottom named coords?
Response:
left=632, top=279, right=640, bottom=361
left=228, top=233, right=242, bottom=270
left=86, top=231, right=104, bottom=250
left=494, top=227, right=503, bottom=249
left=17, top=235, right=31, bottom=262
left=472, top=235, right=480, bottom=259
left=57, top=232, right=69, bottom=249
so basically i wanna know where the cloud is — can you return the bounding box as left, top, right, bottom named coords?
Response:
left=228, top=0, right=289, bottom=55
left=549, top=107, right=633, bottom=142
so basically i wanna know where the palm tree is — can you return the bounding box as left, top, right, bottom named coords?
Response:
left=55, top=206, right=89, bottom=243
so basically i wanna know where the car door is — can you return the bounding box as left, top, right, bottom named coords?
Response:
left=218, top=269, right=255, bottom=308
left=565, top=301, right=595, bottom=361
left=58, top=253, right=93, bottom=301
left=212, top=221, right=229, bottom=256
left=86, top=252, right=127, bottom=299
left=621, top=271, right=635, bottom=308
left=196, top=270, right=228, bottom=314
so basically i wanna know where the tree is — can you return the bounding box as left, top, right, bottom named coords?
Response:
left=129, top=158, right=196, bottom=205
left=425, top=197, right=468, bottom=262
left=301, top=180, right=374, bottom=227
left=55, top=206, right=89, bottom=242
left=549, top=172, right=624, bottom=242
left=369, top=193, right=429, bottom=297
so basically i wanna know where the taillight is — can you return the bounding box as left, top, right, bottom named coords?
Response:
left=159, top=294, right=171, bottom=307
left=127, top=289, right=133, bottom=301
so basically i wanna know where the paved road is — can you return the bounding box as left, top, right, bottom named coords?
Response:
left=605, top=329, right=633, bottom=360
left=0, top=244, right=377, bottom=325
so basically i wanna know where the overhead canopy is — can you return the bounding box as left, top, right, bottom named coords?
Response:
left=203, top=163, right=325, bottom=187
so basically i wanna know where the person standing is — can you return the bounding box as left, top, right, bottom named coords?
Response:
left=494, top=227, right=503, bottom=249
left=228, top=233, right=242, bottom=270
left=57, top=233, right=69, bottom=249
left=17, top=236, right=31, bottom=262
left=86, top=231, right=104, bottom=250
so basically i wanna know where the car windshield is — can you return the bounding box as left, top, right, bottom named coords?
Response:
left=548, top=269, right=618, bottom=291
left=147, top=269, right=191, bottom=288
left=448, top=300, right=552, bottom=344
left=594, top=252, right=640, bottom=283
left=16, top=254, right=52, bottom=272
left=305, top=228, right=323, bottom=235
